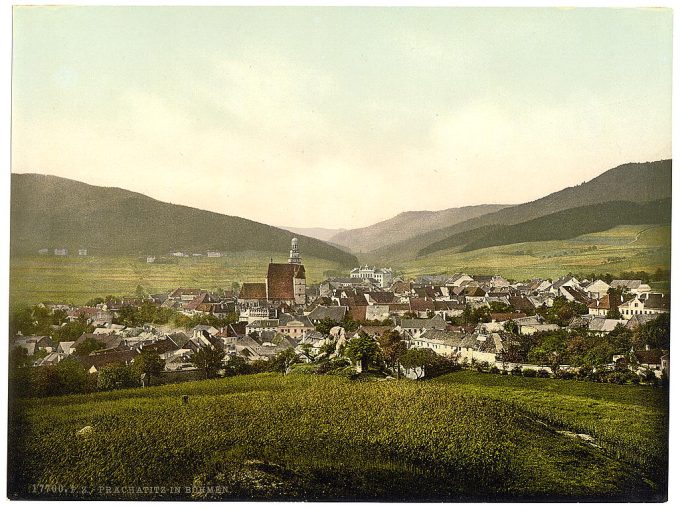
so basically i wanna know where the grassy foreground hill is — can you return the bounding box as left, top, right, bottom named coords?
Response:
left=10, top=174, right=358, bottom=268
left=8, top=371, right=667, bottom=501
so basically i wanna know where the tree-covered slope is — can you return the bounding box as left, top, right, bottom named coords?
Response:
left=10, top=174, right=359, bottom=267
left=370, top=160, right=672, bottom=261
left=418, top=198, right=672, bottom=256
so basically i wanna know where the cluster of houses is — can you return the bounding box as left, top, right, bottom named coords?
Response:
left=14, top=240, right=670, bottom=380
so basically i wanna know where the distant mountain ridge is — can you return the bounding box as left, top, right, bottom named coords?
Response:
left=10, top=174, right=359, bottom=267
left=279, top=226, right=347, bottom=242
left=330, top=204, right=513, bottom=253
left=368, top=160, right=672, bottom=261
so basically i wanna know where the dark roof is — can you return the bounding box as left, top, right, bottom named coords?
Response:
left=308, top=305, right=348, bottom=323
left=561, top=286, right=591, bottom=305
left=74, top=350, right=137, bottom=371
left=508, top=296, right=534, bottom=312
left=634, top=349, right=665, bottom=365
left=490, top=312, right=527, bottom=322
left=587, top=294, right=621, bottom=311
left=140, top=338, right=180, bottom=354
left=267, top=263, right=305, bottom=300
left=409, top=298, right=435, bottom=311
left=368, top=292, right=396, bottom=304
left=74, top=333, right=124, bottom=351
left=240, top=283, right=267, bottom=300
left=643, top=293, right=670, bottom=310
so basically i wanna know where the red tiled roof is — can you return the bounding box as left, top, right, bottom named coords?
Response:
left=267, top=264, right=305, bottom=301
left=409, top=298, right=435, bottom=311
left=240, top=283, right=267, bottom=300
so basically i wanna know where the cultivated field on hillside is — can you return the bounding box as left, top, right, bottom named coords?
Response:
left=395, top=225, right=670, bottom=281
left=9, top=253, right=346, bottom=308
left=8, top=371, right=667, bottom=501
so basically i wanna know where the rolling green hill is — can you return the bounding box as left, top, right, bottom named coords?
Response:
left=369, top=160, right=672, bottom=261
left=419, top=198, right=672, bottom=256
left=10, top=174, right=358, bottom=268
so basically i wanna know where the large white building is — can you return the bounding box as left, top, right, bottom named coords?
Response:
left=350, top=265, right=393, bottom=287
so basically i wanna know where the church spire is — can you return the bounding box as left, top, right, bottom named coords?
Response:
left=288, top=237, right=301, bottom=264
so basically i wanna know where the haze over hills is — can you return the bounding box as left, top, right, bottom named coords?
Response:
left=279, top=226, right=347, bottom=242
left=10, top=174, right=359, bottom=268
left=368, top=160, right=672, bottom=261
left=329, top=204, right=513, bottom=253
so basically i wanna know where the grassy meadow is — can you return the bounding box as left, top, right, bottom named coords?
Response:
left=9, top=252, right=347, bottom=308
left=8, top=371, right=667, bottom=501
left=395, top=224, right=671, bottom=281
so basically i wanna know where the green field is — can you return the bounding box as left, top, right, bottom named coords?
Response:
left=395, top=224, right=671, bottom=281
left=9, top=252, right=348, bottom=308
left=8, top=371, right=667, bottom=501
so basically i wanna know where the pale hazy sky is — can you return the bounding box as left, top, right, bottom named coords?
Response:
left=12, top=6, right=672, bottom=229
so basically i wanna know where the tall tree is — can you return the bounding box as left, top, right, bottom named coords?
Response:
left=379, top=330, right=407, bottom=379
left=191, top=346, right=225, bottom=379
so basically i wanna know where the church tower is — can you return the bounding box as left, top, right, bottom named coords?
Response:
left=288, top=237, right=301, bottom=264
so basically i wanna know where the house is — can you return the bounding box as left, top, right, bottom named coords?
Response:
left=619, top=293, right=670, bottom=320
left=78, top=249, right=88, bottom=256
left=409, top=329, right=473, bottom=357
left=74, top=333, right=125, bottom=352
left=559, top=286, right=591, bottom=305
left=549, top=276, right=579, bottom=295
left=54, top=248, right=68, bottom=256
left=588, top=317, right=627, bottom=336
left=398, top=314, right=448, bottom=337
left=12, top=335, right=54, bottom=355
left=585, top=279, right=610, bottom=298
left=276, top=314, right=315, bottom=337
left=624, top=313, right=662, bottom=331
left=307, top=305, right=348, bottom=324
left=408, top=298, right=435, bottom=318
left=609, top=279, right=651, bottom=294
left=634, top=348, right=670, bottom=377
left=587, top=294, right=622, bottom=317
left=350, top=265, right=393, bottom=287
left=75, top=350, right=138, bottom=374
left=446, top=273, right=474, bottom=288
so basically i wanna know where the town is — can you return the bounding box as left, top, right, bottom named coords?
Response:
left=9, top=238, right=670, bottom=396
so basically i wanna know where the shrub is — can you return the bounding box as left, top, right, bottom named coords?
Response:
left=537, top=369, right=550, bottom=379
left=522, top=369, right=537, bottom=378
left=489, top=366, right=500, bottom=374
left=510, top=366, right=523, bottom=377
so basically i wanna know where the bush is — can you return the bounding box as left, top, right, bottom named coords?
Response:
left=288, top=363, right=319, bottom=376
left=521, top=369, right=537, bottom=378
left=555, top=370, right=575, bottom=380
left=510, top=366, right=523, bottom=377
left=489, top=366, right=500, bottom=374
left=537, top=369, right=550, bottom=379
left=315, top=357, right=352, bottom=375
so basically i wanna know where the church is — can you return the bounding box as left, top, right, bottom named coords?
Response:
left=265, top=238, right=306, bottom=305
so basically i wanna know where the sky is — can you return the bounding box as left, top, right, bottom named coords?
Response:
left=11, top=6, right=672, bottom=230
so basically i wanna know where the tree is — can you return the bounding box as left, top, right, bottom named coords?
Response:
left=74, top=337, right=105, bottom=356
left=344, top=334, right=381, bottom=372
left=191, top=346, right=225, bottom=379
left=315, top=317, right=337, bottom=336
left=633, top=313, right=670, bottom=350
left=223, top=355, right=249, bottom=376
left=379, top=330, right=407, bottom=379
left=133, top=350, right=164, bottom=386
left=97, top=363, right=137, bottom=390
left=55, top=358, right=88, bottom=394
left=504, top=320, right=519, bottom=335
left=270, top=347, right=299, bottom=375
left=400, top=348, right=438, bottom=379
